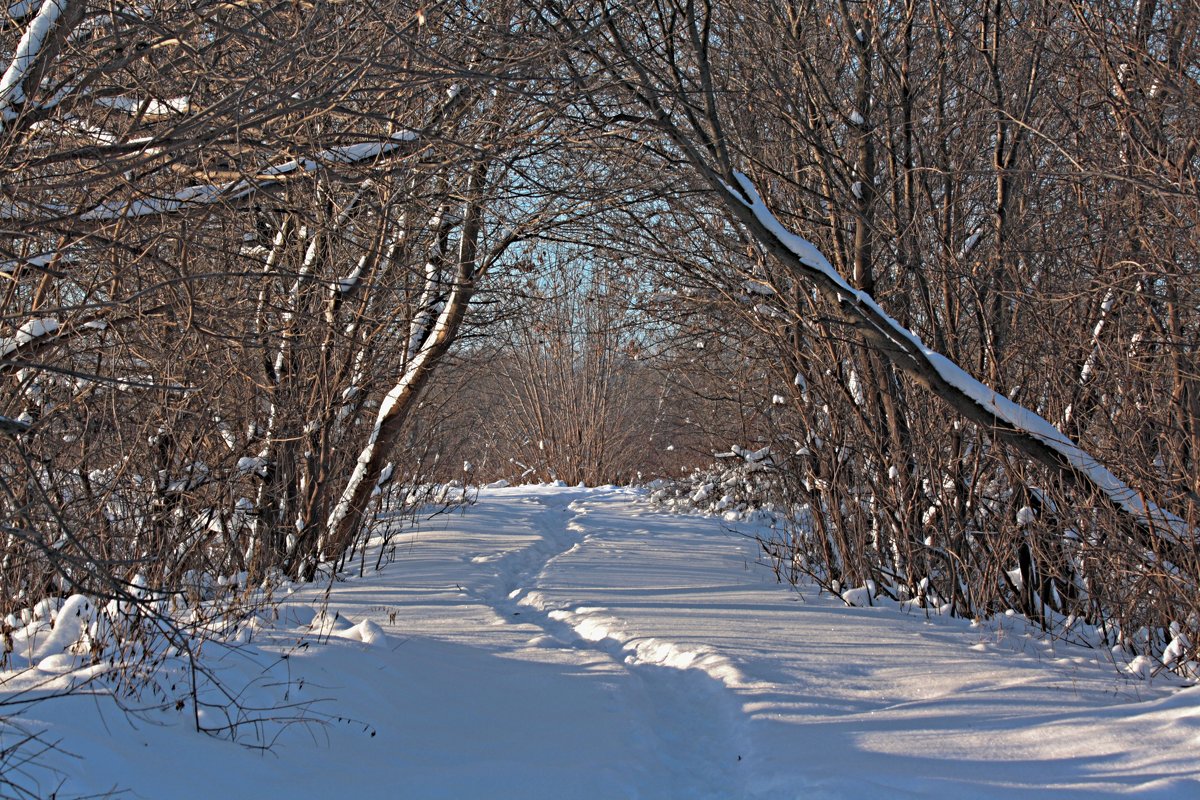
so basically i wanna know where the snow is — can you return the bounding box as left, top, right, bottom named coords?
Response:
left=92, top=94, right=192, bottom=116
left=79, top=131, right=420, bottom=220
left=0, top=251, right=56, bottom=274
left=847, top=367, right=865, bottom=405
left=0, top=316, right=59, bottom=357
left=959, top=228, right=984, bottom=258
left=6, top=0, right=38, bottom=19
left=3, top=485, right=1198, bottom=798
left=1079, top=289, right=1116, bottom=386
left=335, top=260, right=364, bottom=293
left=742, top=278, right=775, bottom=296
left=235, top=455, right=268, bottom=477
left=0, top=0, right=68, bottom=119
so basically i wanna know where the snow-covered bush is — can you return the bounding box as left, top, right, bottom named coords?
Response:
left=651, top=444, right=785, bottom=521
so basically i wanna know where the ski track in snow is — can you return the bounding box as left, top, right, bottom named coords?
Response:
left=4, top=484, right=1200, bottom=799
left=421, top=487, right=1200, bottom=799
left=463, top=487, right=752, bottom=797
left=469, top=489, right=746, bottom=689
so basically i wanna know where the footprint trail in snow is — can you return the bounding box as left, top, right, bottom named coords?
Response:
left=6, top=484, right=1200, bottom=799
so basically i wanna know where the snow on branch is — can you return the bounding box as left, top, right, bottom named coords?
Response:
left=0, top=312, right=152, bottom=376
left=0, top=251, right=59, bottom=274
left=79, top=131, right=420, bottom=220
left=0, top=0, right=69, bottom=121
left=5, top=0, right=39, bottom=21
left=722, top=171, right=1190, bottom=544
left=324, top=276, right=464, bottom=538
left=0, top=317, right=59, bottom=358
left=92, top=94, right=193, bottom=119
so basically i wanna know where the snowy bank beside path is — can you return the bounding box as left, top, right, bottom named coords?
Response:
left=3, top=485, right=1198, bottom=799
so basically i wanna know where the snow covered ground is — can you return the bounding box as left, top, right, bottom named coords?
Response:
left=3, top=484, right=1199, bottom=798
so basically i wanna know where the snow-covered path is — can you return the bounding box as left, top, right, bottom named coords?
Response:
left=5, top=485, right=1199, bottom=798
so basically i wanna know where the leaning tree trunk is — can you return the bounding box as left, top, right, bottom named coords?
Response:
left=319, top=160, right=491, bottom=569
